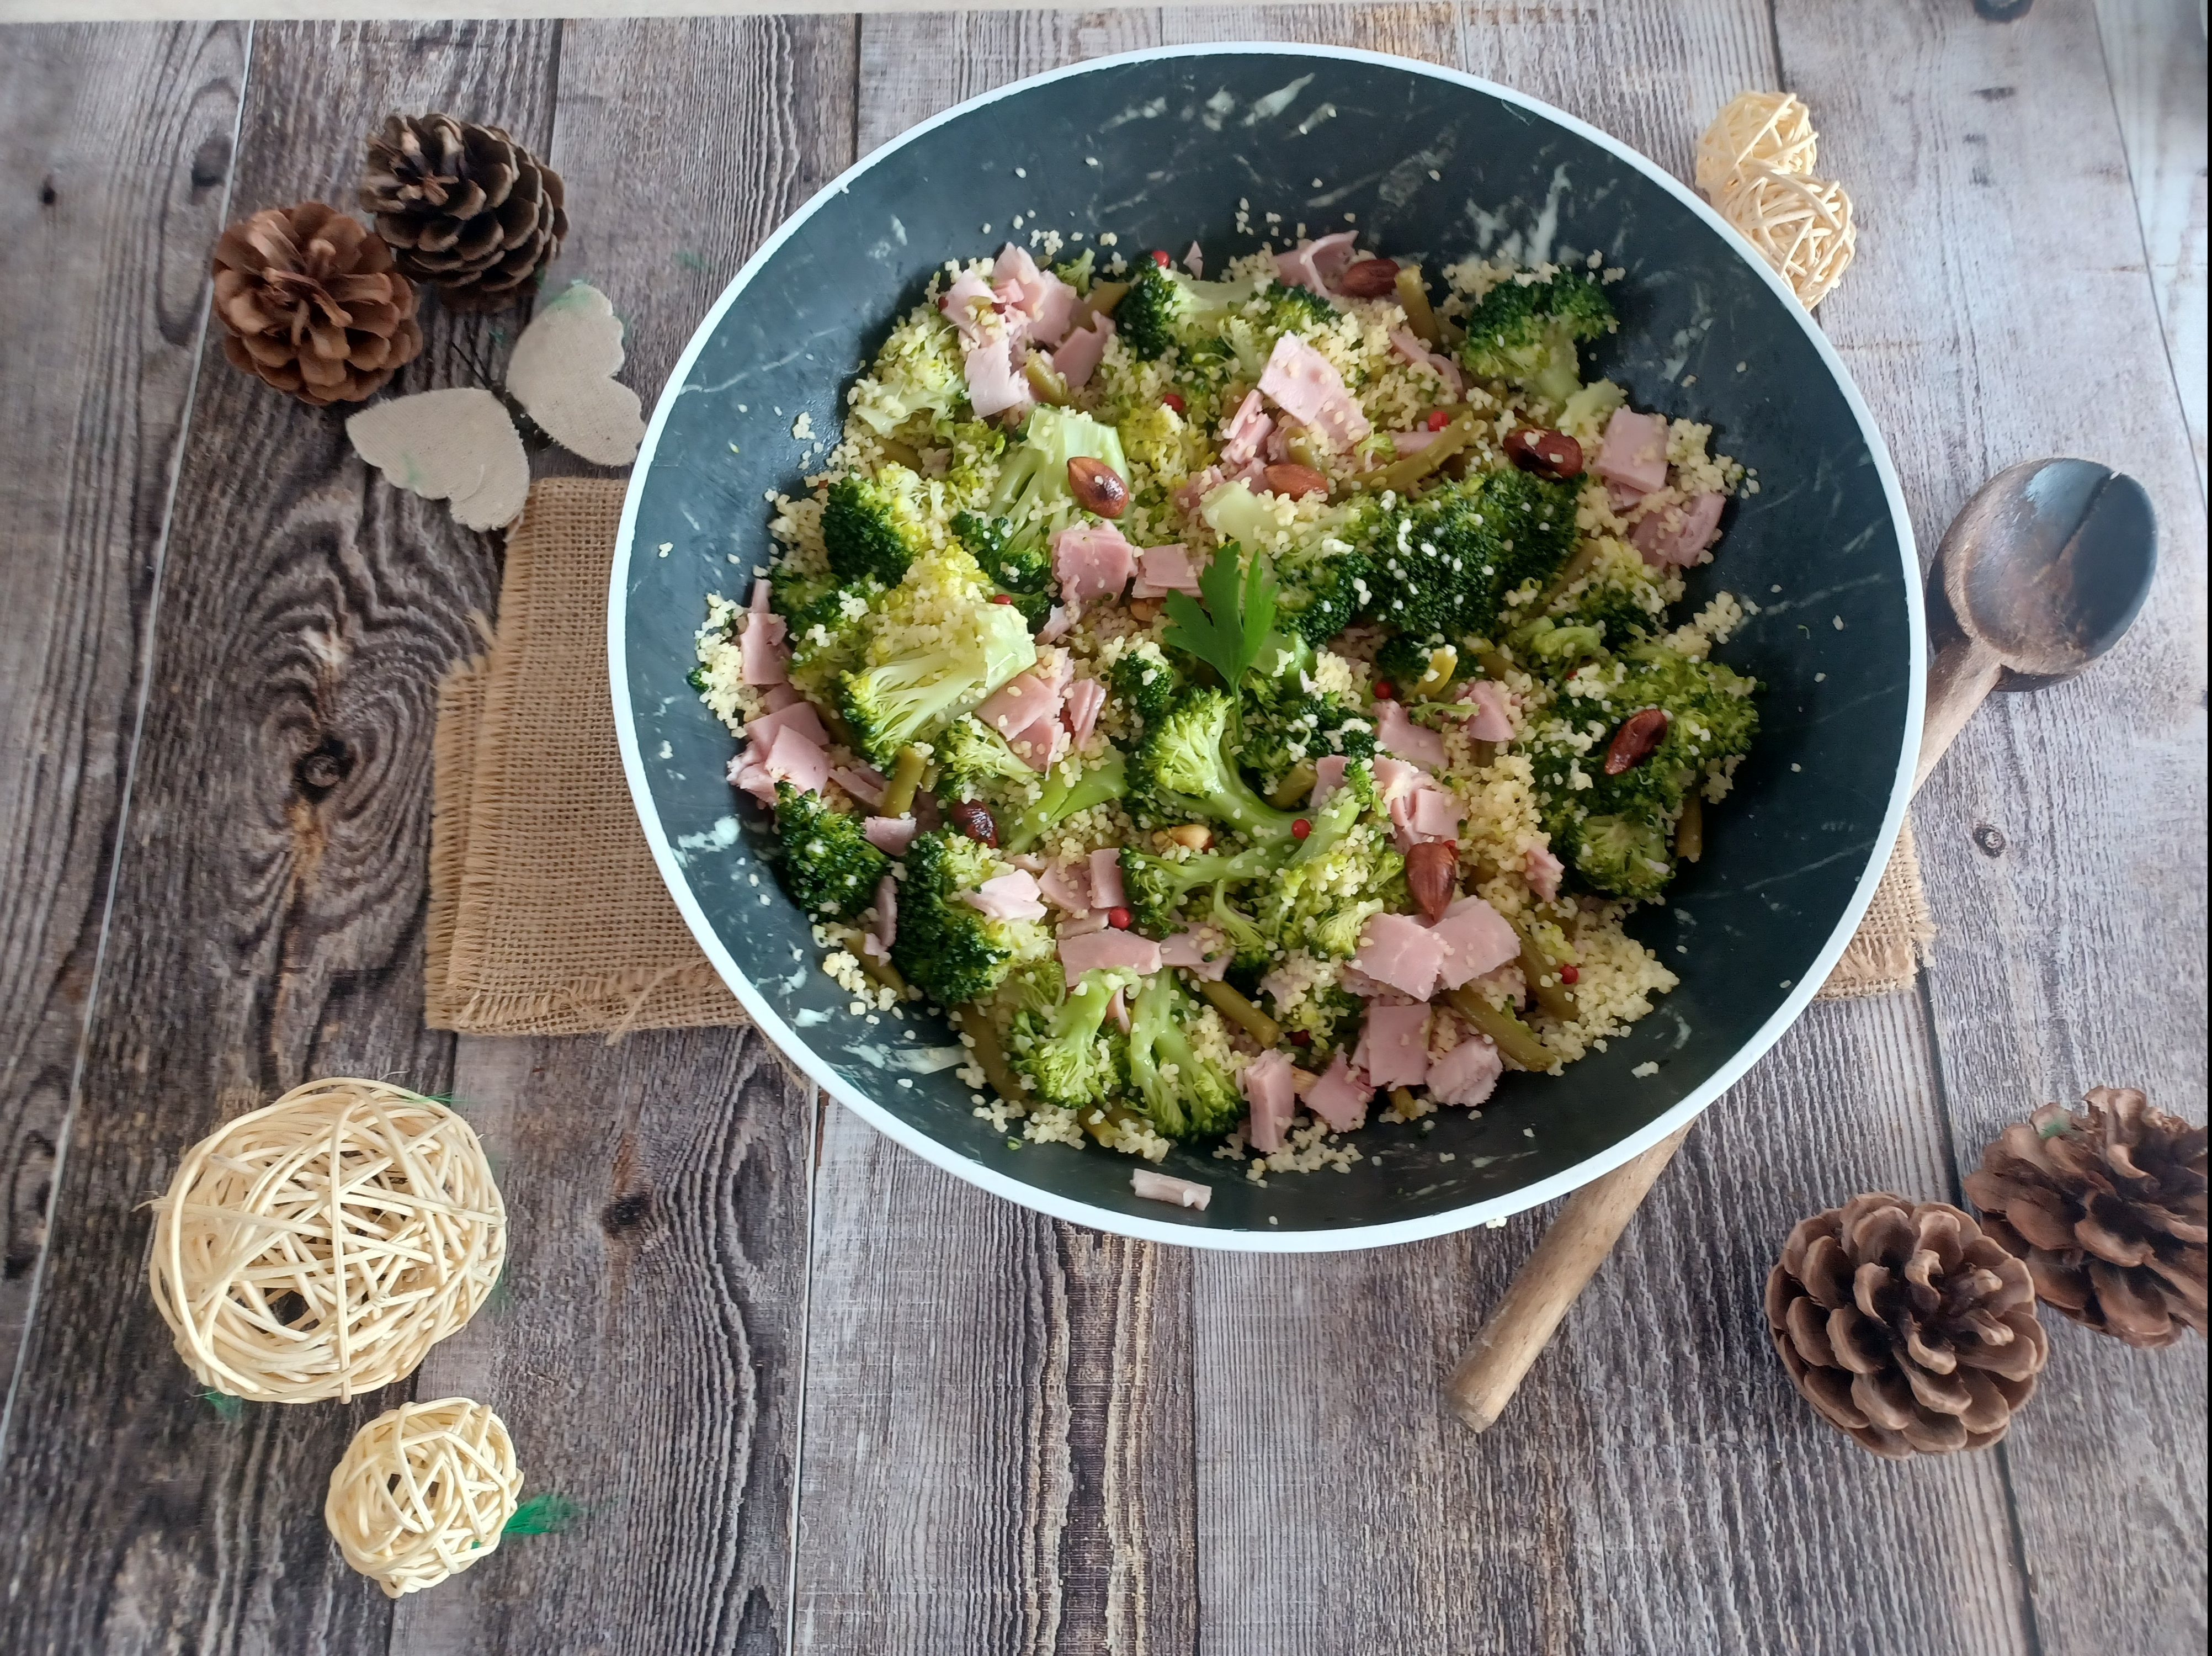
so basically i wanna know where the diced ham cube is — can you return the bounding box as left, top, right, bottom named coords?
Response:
left=977, top=668, right=1064, bottom=744
left=1057, top=929, right=1162, bottom=986
left=868, top=872, right=899, bottom=953
left=732, top=723, right=830, bottom=805
left=938, top=269, right=999, bottom=348
left=1391, top=428, right=1442, bottom=454
left=1593, top=408, right=1669, bottom=498
left=964, top=334, right=1033, bottom=420
left=1088, top=848, right=1125, bottom=911
left=1158, top=927, right=1231, bottom=981
left=1371, top=756, right=1428, bottom=807
left=1258, top=333, right=1371, bottom=450
left=1308, top=753, right=1349, bottom=811
left=1051, top=522, right=1135, bottom=606
left=863, top=816, right=918, bottom=855
left=1461, top=680, right=1514, bottom=742
left=1057, top=911, right=1109, bottom=940
left=738, top=577, right=789, bottom=686
left=1631, top=491, right=1726, bottom=567
left=1352, top=911, right=1448, bottom=1000
left=1242, top=1050, right=1298, bottom=1153
left=1052, top=313, right=1114, bottom=389
left=1131, top=543, right=1203, bottom=600
left=1427, top=1032, right=1502, bottom=1107
left=1173, top=465, right=1226, bottom=515
left=1221, top=389, right=1274, bottom=466
left=830, top=764, right=887, bottom=807
left=1131, top=1168, right=1213, bottom=1210
left=1105, top=985, right=1130, bottom=1035
left=1063, top=677, right=1107, bottom=747
left=1376, top=700, right=1447, bottom=769
left=961, top=869, right=1046, bottom=921
left=1038, top=605, right=1073, bottom=643
left=1273, top=230, right=1359, bottom=295
left=991, top=243, right=1076, bottom=345
left=737, top=698, right=828, bottom=753
left=1389, top=328, right=1464, bottom=397
left=1039, top=861, right=1092, bottom=914
left=1525, top=845, right=1564, bottom=903
left=1428, top=895, right=1521, bottom=991
left=1303, top=1052, right=1373, bottom=1132
left=1353, top=1000, right=1432, bottom=1090
left=1408, top=785, right=1463, bottom=840
left=1182, top=242, right=1204, bottom=278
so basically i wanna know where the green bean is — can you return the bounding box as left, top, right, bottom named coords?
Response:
left=1675, top=791, right=1704, bottom=863
left=1267, top=760, right=1318, bottom=810
left=1410, top=644, right=1459, bottom=699
left=1395, top=267, right=1442, bottom=347
left=959, top=1007, right=1027, bottom=1103
left=1360, top=408, right=1477, bottom=495
left=1508, top=917, right=1579, bottom=1024
left=1474, top=649, right=1517, bottom=681
left=858, top=951, right=908, bottom=997
left=878, top=744, right=928, bottom=818
left=1444, top=987, right=1552, bottom=1071
left=1199, top=980, right=1282, bottom=1049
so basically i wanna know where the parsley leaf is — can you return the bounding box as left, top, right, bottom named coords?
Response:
left=1162, top=540, right=1277, bottom=689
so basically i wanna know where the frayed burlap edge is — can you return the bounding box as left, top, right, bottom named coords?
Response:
left=1815, top=819, right=1938, bottom=1000
left=425, top=478, right=1934, bottom=1036
left=427, top=479, right=743, bottom=1039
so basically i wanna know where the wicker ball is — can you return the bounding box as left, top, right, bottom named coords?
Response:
left=147, top=1079, right=505, bottom=1403
left=1713, top=163, right=1857, bottom=310
left=1695, top=90, right=1819, bottom=196
left=327, top=1397, right=520, bottom=1596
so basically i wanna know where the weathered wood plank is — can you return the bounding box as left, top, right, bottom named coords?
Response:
left=0, top=15, right=244, bottom=1412
left=0, top=21, right=560, bottom=1653
left=390, top=15, right=857, bottom=1653
left=799, top=1106, right=1197, bottom=1656
left=389, top=1034, right=815, bottom=1655
left=1772, top=3, right=2209, bottom=1653
left=2094, top=0, right=2208, bottom=495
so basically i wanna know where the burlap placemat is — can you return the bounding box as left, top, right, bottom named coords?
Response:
left=426, top=477, right=1933, bottom=1037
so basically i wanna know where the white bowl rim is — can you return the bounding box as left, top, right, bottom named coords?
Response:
left=609, top=40, right=1927, bottom=1252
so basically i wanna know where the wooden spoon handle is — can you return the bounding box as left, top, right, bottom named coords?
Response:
left=1445, top=1124, right=1694, bottom=1431
left=1913, top=633, right=2004, bottom=792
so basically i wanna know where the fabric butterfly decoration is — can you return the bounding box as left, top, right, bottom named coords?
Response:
left=345, top=280, right=646, bottom=529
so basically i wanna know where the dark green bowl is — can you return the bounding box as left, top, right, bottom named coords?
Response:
left=612, top=45, right=1922, bottom=1249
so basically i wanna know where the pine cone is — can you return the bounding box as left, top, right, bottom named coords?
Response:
left=360, top=113, right=567, bottom=312
left=1764, top=1193, right=2048, bottom=1458
left=1965, top=1087, right=2208, bottom=1349
left=211, top=203, right=422, bottom=407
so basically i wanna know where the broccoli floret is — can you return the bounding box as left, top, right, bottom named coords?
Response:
left=933, top=714, right=1035, bottom=802
left=1457, top=268, right=1618, bottom=405
left=771, top=782, right=889, bottom=920
left=988, top=405, right=1129, bottom=555
left=1115, top=263, right=1266, bottom=362
left=1272, top=501, right=1381, bottom=644
left=1272, top=981, right=1365, bottom=1057
left=1109, top=641, right=1181, bottom=735
left=1053, top=248, right=1096, bottom=294
left=782, top=576, right=887, bottom=699
left=1119, top=843, right=1277, bottom=934
left=891, top=830, right=1049, bottom=1006
left=1258, top=279, right=1338, bottom=332
left=953, top=511, right=1051, bottom=593
left=1000, top=747, right=1128, bottom=856
left=1127, top=687, right=1303, bottom=845
left=1125, top=971, right=1245, bottom=1140
left=822, top=466, right=934, bottom=587
left=1525, top=640, right=1760, bottom=899
left=845, top=307, right=970, bottom=436
left=1258, top=765, right=1405, bottom=958
left=1361, top=467, right=1580, bottom=642
left=1207, top=883, right=1273, bottom=974
left=1235, top=659, right=1377, bottom=794
left=1010, top=967, right=1137, bottom=1107
left=1115, top=401, right=1209, bottom=494
left=837, top=599, right=1035, bottom=766
left=1570, top=815, right=1675, bottom=901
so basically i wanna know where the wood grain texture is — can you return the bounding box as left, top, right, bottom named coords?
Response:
left=0, top=17, right=243, bottom=1402
left=2094, top=0, right=2209, bottom=495
left=796, top=1105, right=1197, bottom=1656
left=1773, top=3, right=2209, bottom=1652
left=395, top=16, right=857, bottom=1653
left=0, top=22, right=559, bottom=1654
left=390, top=1033, right=815, bottom=1655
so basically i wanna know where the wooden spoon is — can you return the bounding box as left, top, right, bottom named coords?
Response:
left=1447, top=457, right=2158, bottom=1434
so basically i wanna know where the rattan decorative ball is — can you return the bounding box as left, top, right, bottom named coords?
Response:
left=147, top=1079, right=506, bottom=1403
left=1713, top=162, right=1857, bottom=310
left=327, top=1396, right=520, bottom=1596
left=1695, top=90, right=1819, bottom=195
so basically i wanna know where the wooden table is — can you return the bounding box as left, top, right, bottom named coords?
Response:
left=2, top=4, right=2204, bottom=1651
